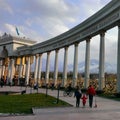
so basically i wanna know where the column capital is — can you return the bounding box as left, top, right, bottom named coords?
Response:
left=9, top=56, right=16, bottom=59
left=47, top=51, right=51, bottom=55
left=64, top=46, right=69, bottom=50
left=74, top=42, right=79, bottom=47
left=86, top=38, right=91, bottom=43
left=39, top=54, right=42, bottom=57
left=35, top=54, right=39, bottom=57
left=100, top=31, right=106, bottom=36
left=55, top=49, right=59, bottom=53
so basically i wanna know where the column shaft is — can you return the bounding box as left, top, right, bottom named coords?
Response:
left=73, top=43, right=78, bottom=87
left=7, top=59, right=11, bottom=84
left=117, top=25, right=120, bottom=92
left=63, top=46, right=68, bottom=86
left=45, top=52, right=50, bottom=84
left=54, top=49, right=59, bottom=85
left=34, top=55, right=39, bottom=83
left=37, top=54, right=42, bottom=84
left=0, top=60, right=2, bottom=79
left=99, top=32, right=105, bottom=90
left=18, top=57, right=23, bottom=78
left=85, top=39, right=90, bottom=88
left=10, top=58, right=15, bottom=84
left=25, top=56, right=30, bottom=85
left=2, top=65, right=5, bottom=77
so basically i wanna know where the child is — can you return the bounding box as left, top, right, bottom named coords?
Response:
left=81, top=93, right=87, bottom=107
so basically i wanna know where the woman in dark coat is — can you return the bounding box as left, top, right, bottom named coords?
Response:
left=74, top=86, right=82, bottom=107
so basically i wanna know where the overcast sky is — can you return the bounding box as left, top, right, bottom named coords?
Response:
left=0, top=0, right=118, bottom=67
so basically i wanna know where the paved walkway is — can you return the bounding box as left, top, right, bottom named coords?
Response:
left=0, top=86, right=120, bottom=120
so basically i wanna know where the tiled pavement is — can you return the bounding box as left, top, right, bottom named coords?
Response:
left=0, top=86, right=120, bottom=120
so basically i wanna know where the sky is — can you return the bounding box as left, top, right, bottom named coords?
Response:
left=0, top=0, right=118, bottom=68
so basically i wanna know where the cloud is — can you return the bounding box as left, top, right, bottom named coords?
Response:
left=0, top=1, right=13, bottom=15
left=4, top=24, right=16, bottom=35
left=21, top=0, right=80, bottom=39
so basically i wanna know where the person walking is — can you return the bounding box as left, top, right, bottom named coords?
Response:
left=81, top=93, right=88, bottom=107
left=87, top=85, right=96, bottom=108
left=74, top=86, right=82, bottom=107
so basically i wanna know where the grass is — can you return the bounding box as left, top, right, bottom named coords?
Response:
left=0, top=93, right=71, bottom=114
left=98, top=93, right=120, bottom=101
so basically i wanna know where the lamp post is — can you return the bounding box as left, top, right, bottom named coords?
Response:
left=57, top=83, right=61, bottom=104
left=46, top=83, right=48, bottom=97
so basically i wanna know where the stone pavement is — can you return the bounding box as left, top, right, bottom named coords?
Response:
left=0, top=86, right=120, bottom=120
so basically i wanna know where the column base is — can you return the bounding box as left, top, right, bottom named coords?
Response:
left=96, top=90, right=104, bottom=95
left=114, top=93, right=120, bottom=98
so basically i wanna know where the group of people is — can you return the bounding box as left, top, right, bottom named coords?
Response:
left=74, top=85, right=96, bottom=108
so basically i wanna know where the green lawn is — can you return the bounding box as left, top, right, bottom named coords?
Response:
left=98, top=94, right=120, bottom=101
left=0, top=93, right=71, bottom=114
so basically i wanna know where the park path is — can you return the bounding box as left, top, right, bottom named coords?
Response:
left=0, top=86, right=120, bottom=120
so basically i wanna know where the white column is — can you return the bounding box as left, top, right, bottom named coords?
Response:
left=0, top=60, right=2, bottom=79
left=18, top=57, right=23, bottom=84
left=45, top=52, right=51, bottom=84
left=99, top=32, right=105, bottom=90
left=37, top=54, right=42, bottom=83
left=25, top=56, right=30, bottom=85
left=2, top=64, right=5, bottom=77
left=23, top=64, right=26, bottom=78
left=10, top=58, right=15, bottom=84
left=117, top=25, right=120, bottom=92
left=7, top=59, right=11, bottom=84
left=73, top=43, right=79, bottom=87
left=34, top=54, right=39, bottom=83
left=54, top=49, right=59, bottom=85
left=63, top=46, right=68, bottom=86
left=85, top=39, right=90, bottom=88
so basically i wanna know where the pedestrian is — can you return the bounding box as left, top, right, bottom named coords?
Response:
left=81, top=93, right=88, bottom=107
left=67, top=83, right=72, bottom=93
left=87, top=85, right=96, bottom=108
left=74, top=86, right=82, bottom=107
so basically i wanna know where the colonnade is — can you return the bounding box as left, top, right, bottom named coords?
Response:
left=0, top=27, right=119, bottom=92
left=29, top=26, right=120, bottom=92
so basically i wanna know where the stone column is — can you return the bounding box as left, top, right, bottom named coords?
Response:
left=23, top=64, right=26, bottom=78
left=2, top=64, right=5, bottom=77
left=18, top=57, right=23, bottom=85
left=98, top=32, right=105, bottom=90
left=25, top=56, right=30, bottom=85
left=10, top=58, right=15, bottom=84
left=85, top=39, right=90, bottom=88
left=63, top=46, right=68, bottom=86
left=7, top=59, right=11, bottom=84
left=0, top=60, right=2, bottom=79
left=21, top=56, right=26, bottom=78
left=54, top=49, right=59, bottom=85
left=117, top=25, right=120, bottom=92
left=37, top=54, right=42, bottom=84
left=73, top=43, right=79, bottom=87
left=34, top=54, right=39, bottom=83
left=45, top=52, right=51, bottom=84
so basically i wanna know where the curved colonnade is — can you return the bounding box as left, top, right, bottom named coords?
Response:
left=0, top=0, right=120, bottom=91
